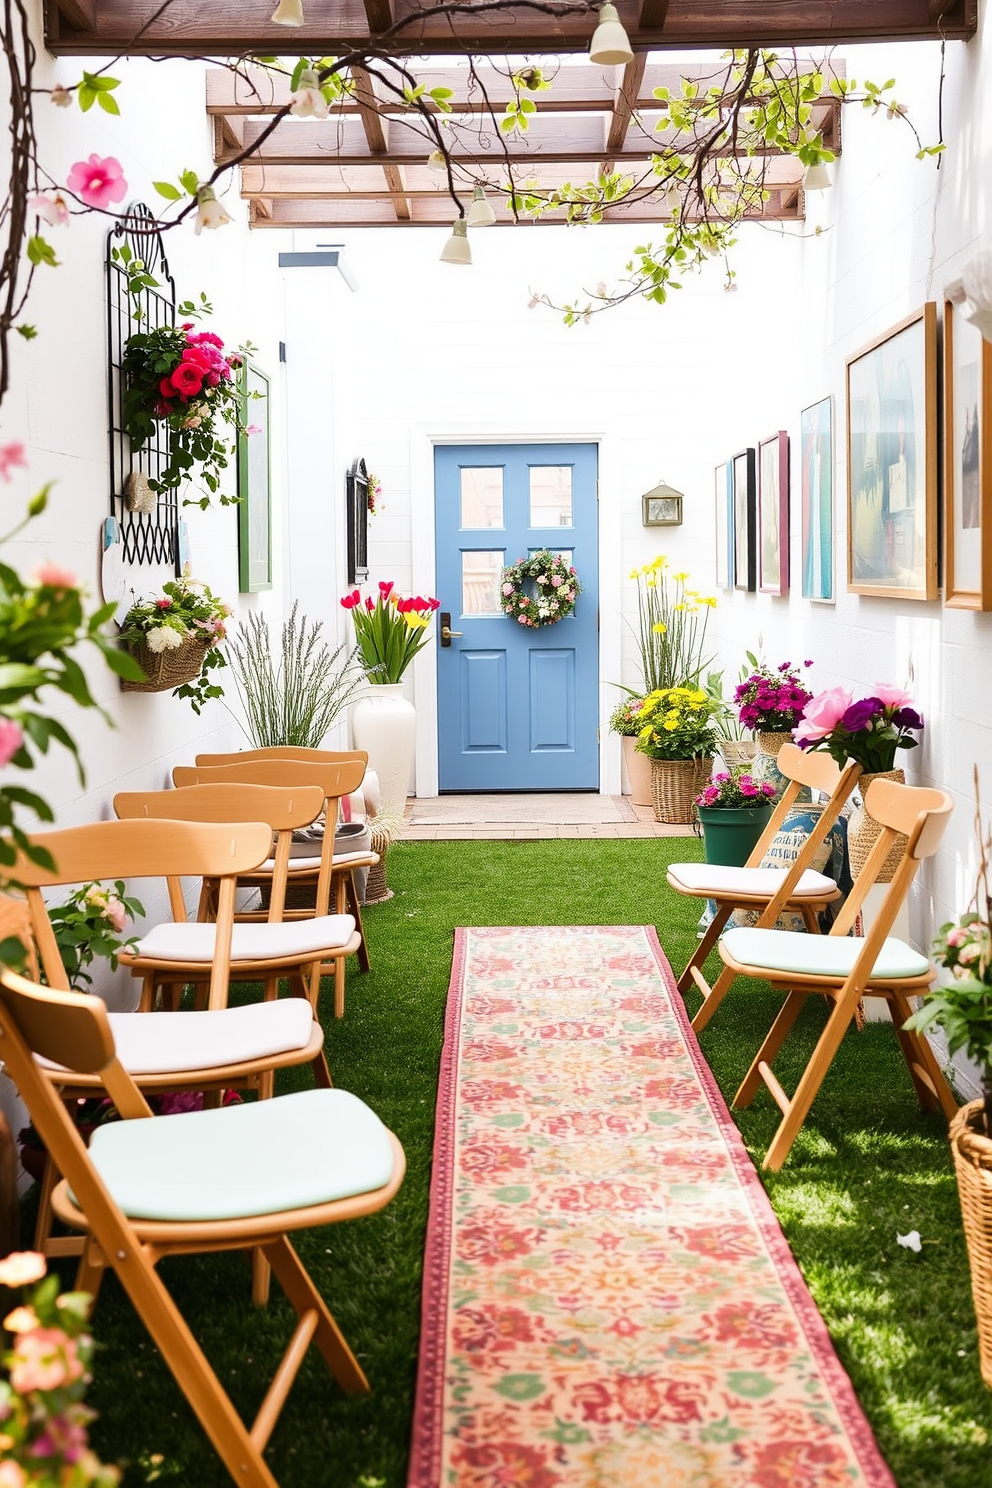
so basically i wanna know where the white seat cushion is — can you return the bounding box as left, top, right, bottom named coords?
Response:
left=135, top=914, right=356, bottom=963
left=259, top=852, right=376, bottom=872
left=722, top=927, right=930, bottom=980
left=41, top=1000, right=317, bottom=1076
left=84, top=1089, right=395, bottom=1221
left=667, top=863, right=836, bottom=899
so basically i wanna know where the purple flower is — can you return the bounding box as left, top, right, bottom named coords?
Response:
left=840, top=697, right=883, bottom=733
left=892, top=706, right=924, bottom=730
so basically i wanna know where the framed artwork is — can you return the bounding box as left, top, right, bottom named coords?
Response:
left=714, top=461, right=733, bottom=589
left=346, top=457, right=370, bottom=586
left=846, top=303, right=938, bottom=601
left=236, top=361, right=272, bottom=593
left=944, top=295, right=992, bottom=609
left=800, top=396, right=834, bottom=602
left=758, top=430, right=790, bottom=596
left=732, top=447, right=756, bottom=591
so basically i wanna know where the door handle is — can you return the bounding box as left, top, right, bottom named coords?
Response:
left=439, top=612, right=462, bottom=646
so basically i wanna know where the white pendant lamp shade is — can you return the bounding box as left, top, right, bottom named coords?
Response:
left=271, top=0, right=304, bottom=24
left=589, top=4, right=635, bottom=67
left=803, top=162, right=832, bottom=191
left=440, top=218, right=472, bottom=265
left=467, top=186, right=497, bottom=227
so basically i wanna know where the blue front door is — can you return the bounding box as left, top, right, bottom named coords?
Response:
left=435, top=443, right=599, bottom=791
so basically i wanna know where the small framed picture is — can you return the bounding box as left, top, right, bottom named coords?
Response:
left=846, top=304, right=938, bottom=601
left=732, top=448, right=756, bottom=592
left=758, top=431, right=790, bottom=596
left=642, top=491, right=683, bottom=526
left=714, top=461, right=733, bottom=590
left=944, top=295, right=992, bottom=609
left=800, top=396, right=834, bottom=602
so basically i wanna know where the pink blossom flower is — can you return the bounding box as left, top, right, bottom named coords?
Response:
left=245, top=423, right=262, bottom=436
left=0, top=1251, right=46, bottom=1287
left=946, top=926, right=969, bottom=947
left=50, top=85, right=72, bottom=108
left=0, top=1461, right=26, bottom=1488
left=155, top=597, right=173, bottom=609
left=34, top=562, right=77, bottom=591
left=103, top=896, right=128, bottom=934
left=501, top=583, right=513, bottom=595
left=871, top=682, right=914, bottom=709
left=518, top=615, right=528, bottom=624
left=3, top=1305, right=39, bottom=1333
left=29, top=191, right=70, bottom=227
left=0, top=441, right=27, bottom=481
left=9, top=1326, right=85, bottom=1393
left=66, top=153, right=127, bottom=210
left=29, top=1411, right=89, bottom=1463
left=0, top=717, right=23, bottom=767
left=793, top=685, right=853, bottom=743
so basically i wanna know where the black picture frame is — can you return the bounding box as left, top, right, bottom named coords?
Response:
left=236, top=360, right=272, bottom=593
left=346, top=457, right=370, bottom=586
left=732, top=447, right=757, bottom=591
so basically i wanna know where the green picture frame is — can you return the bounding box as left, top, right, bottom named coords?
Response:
left=237, top=360, right=272, bottom=593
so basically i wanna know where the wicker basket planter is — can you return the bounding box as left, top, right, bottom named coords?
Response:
left=719, top=738, right=758, bottom=770
left=364, top=827, right=392, bottom=904
left=120, top=634, right=210, bottom=694
left=848, top=767, right=907, bottom=883
left=650, top=755, right=713, bottom=825
left=951, top=1099, right=992, bottom=1388
left=756, top=730, right=794, bottom=763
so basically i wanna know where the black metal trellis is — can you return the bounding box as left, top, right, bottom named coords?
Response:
left=106, top=203, right=180, bottom=570
left=346, top=457, right=370, bottom=586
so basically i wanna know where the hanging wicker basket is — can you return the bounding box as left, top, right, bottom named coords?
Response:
left=120, top=634, right=210, bottom=694
left=650, top=755, right=713, bottom=825
left=848, top=768, right=907, bottom=883
left=364, top=826, right=393, bottom=904
left=950, top=1100, right=992, bottom=1389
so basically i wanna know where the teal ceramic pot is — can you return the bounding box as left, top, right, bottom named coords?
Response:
left=697, top=803, right=772, bottom=867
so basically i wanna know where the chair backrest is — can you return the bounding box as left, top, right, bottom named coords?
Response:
left=0, top=893, right=39, bottom=979
left=195, top=747, right=368, bottom=771
left=12, top=819, right=272, bottom=1004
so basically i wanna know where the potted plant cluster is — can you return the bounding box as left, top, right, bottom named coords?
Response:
left=119, top=572, right=231, bottom=713
left=46, top=880, right=144, bottom=991
left=694, top=766, right=777, bottom=866
left=609, top=693, right=652, bottom=806
left=634, top=685, right=720, bottom=825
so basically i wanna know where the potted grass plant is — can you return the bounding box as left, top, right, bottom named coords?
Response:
left=694, top=766, right=776, bottom=866
left=227, top=602, right=364, bottom=748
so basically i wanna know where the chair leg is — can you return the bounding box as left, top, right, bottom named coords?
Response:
left=75, top=1234, right=107, bottom=1301
left=733, top=989, right=808, bottom=1109
left=251, top=1249, right=272, bottom=1307
left=800, top=905, right=821, bottom=933
left=346, top=874, right=371, bottom=973
left=32, top=1151, right=59, bottom=1255
left=311, top=1048, right=333, bottom=1089
left=763, top=986, right=863, bottom=1172
left=889, top=990, right=959, bottom=1119
left=676, top=903, right=732, bottom=994
left=262, top=1233, right=369, bottom=1394
left=690, top=961, right=738, bottom=1033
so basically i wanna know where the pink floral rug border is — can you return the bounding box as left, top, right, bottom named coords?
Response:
left=408, top=926, right=895, bottom=1488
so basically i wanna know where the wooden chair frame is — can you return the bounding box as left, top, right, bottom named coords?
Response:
left=720, top=779, right=958, bottom=1170
left=667, top=745, right=863, bottom=1032
left=0, top=968, right=405, bottom=1488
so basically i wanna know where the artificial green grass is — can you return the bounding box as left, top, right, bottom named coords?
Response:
left=64, top=838, right=992, bottom=1486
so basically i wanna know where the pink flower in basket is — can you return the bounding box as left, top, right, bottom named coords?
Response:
left=792, top=686, right=852, bottom=743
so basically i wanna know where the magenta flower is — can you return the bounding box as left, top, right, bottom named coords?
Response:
left=66, top=153, right=127, bottom=209
left=0, top=717, right=23, bottom=767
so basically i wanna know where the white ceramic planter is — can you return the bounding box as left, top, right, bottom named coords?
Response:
left=350, top=683, right=417, bottom=822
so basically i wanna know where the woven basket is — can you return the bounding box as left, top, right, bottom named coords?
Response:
left=364, top=828, right=392, bottom=904
left=719, top=738, right=758, bottom=770
left=951, top=1100, right=992, bottom=1388
left=848, top=768, right=906, bottom=883
left=120, top=634, right=209, bottom=693
left=650, top=755, right=713, bottom=825
left=757, top=730, right=795, bottom=763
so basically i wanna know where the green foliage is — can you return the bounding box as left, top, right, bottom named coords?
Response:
left=119, top=573, right=230, bottom=715
left=26, top=235, right=58, bottom=268
left=77, top=71, right=121, bottom=114
left=343, top=584, right=439, bottom=684
left=47, top=879, right=145, bottom=989
left=228, top=603, right=365, bottom=748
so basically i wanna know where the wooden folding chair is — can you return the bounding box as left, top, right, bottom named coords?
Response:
left=0, top=966, right=405, bottom=1488
left=719, top=778, right=958, bottom=1170
left=174, top=758, right=371, bottom=1017
left=666, top=744, right=863, bottom=1032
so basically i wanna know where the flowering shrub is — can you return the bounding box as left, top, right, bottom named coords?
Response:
left=46, top=881, right=144, bottom=991
left=499, top=550, right=581, bottom=628
left=341, top=581, right=440, bottom=683
left=630, top=557, right=717, bottom=692
left=121, top=318, right=245, bottom=506
left=366, top=471, right=382, bottom=516
left=0, top=1250, right=120, bottom=1485
left=735, top=659, right=814, bottom=732
left=634, top=686, right=720, bottom=761
left=793, top=683, right=923, bottom=772
left=118, top=573, right=231, bottom=713
left=695, top=767, right=777, bottom=810
left=608, top=694, right=648, bottom=736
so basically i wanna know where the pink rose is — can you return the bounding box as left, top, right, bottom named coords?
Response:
left=502, top=583, right=513, bottom=595
left=34, top=562, right=77, bottom=592
left=66, top=153, right=127, bottom=210
left=517, top=615, right=528, bottom=624
left=793, top=686, right=853, bottom=743
left=103, top=896, right=128, bottom=934
left=871, top=682, right=914, bottom=709
left=9, top=1326, right=84, bottom=1394
left=945, top=927, right=968, bottom=947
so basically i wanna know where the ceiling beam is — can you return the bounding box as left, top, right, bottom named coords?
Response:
left=637, top=0, right=672, bottom=26
left=53, top=0, right=95, bottom=29
left=351, top=64, right=412, bottom=220
left=364, top=0, right=396, bottom=30
left=606, top=55, right=647, bottom=154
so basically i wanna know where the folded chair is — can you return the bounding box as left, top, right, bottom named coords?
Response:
left=174, top=758, right=371, bottom=1016
left=719, top=778, right=957, bottom=1170
left=666, top=745, right=863, bottom=1032
left=0, top=966, right=405, bottom=1488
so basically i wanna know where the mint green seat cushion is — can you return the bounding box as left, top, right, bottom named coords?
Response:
left=722, top=927, right=930, bottom=981
left=83, top=1089, right=395, bottom=1222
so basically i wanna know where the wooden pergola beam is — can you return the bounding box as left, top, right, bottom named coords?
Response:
left=606, top=55, right=647, bottom=154
left=351, top=64, right=412, bottom=220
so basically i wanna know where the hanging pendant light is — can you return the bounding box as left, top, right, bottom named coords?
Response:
left=803, top=162, right=832, bottom=191
left=440, top=218, right=472, bottom=265
left=466, top=186, right=497, bottom=228
left=589, top=4, right=634, bottom=67
left=271, top=0, right=304, bottom=24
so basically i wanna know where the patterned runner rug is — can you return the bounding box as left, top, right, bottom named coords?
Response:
left=409, top=925, right=894, bottom=1488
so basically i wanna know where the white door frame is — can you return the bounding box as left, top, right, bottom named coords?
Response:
left=411, top=424, right=622, bottom=798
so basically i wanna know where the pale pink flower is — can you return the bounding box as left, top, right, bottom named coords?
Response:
left=793, top=685, right=853, bottom=742
left=501, top=583, right=513, bottom=595
left=3, top=1305, right=39, bottom=1333
left=0, top=717, right=23, bottom=767
left=29, top=191, right=70, bottom=227
left=194, top=184, right=232, bottom=234
left=0, top=441, right=27, bottom=481
left=50, top=85, right=73, bottom=108
left=66, top=154, right=127, bottom=210
left=958, top=942, right=981, bottom=964
left=289, top=69, right=329, bottom=119
left=0, top=1251, right=46, bottom=1287
left=871, top=682, right=914, bottom=709
left=946, top=926, right=969, bottom=947
left=245, top=423, right=262, bottom=436
left=9, top=1326, right=84, bottom=1393
left=34, top=562, right=77, bottom=592
left=0, top=1461, right=26, bottom=1488
left=103, top=896, right=128, bottom=934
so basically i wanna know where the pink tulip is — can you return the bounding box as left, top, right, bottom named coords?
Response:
left=871, top=682, right=914, bottom=709
left=793, top=686, right=853, bottom=742
left=0, top=717, right=23, bottom=767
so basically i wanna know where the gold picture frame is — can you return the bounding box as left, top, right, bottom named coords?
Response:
left=943, top=295, right=992, bottom=609
left=846, top=303, right=938, bottom=601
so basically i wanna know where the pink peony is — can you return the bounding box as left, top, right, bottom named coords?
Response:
left=793, top=685, right=853, bottom=743
left=9, top=1326, right=84, bottom=1393
left=946, top=926, right=969, bottom=947
left=103, top=896, right=128, bottom=934
left=34, top=562, right=77, bottom=591
left=0, top=1251, right=46, bottom=1287
left=0, top=441, right=27, bottom=481
left=871, top=682, right=914, bottom=709
left=0, top=717, right=23, bottom=767
left=66, top=153, right=127, bottom=209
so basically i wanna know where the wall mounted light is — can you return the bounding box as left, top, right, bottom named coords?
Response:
left=440, top=218, right=472, bottom=265
left=641, top=478, right=684, bottom=526
left=589, top=4, right=634, bottom=66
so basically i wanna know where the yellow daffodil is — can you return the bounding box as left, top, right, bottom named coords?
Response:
left=652, top=622, right=667, bottom=634
left=674, top=570, right=689, bottom=581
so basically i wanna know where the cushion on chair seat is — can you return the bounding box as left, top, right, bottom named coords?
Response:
left=259, top=851, right=377, bottom=872
left=41, top=1000, right=317, bottom=1076
left=135, top=914, right=356, bottom=963
left=667, top=863, right=837, bottom=899
left=721, top=926, right=930, bottom=980
left=83, top=1088, right=395, bottom=1221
